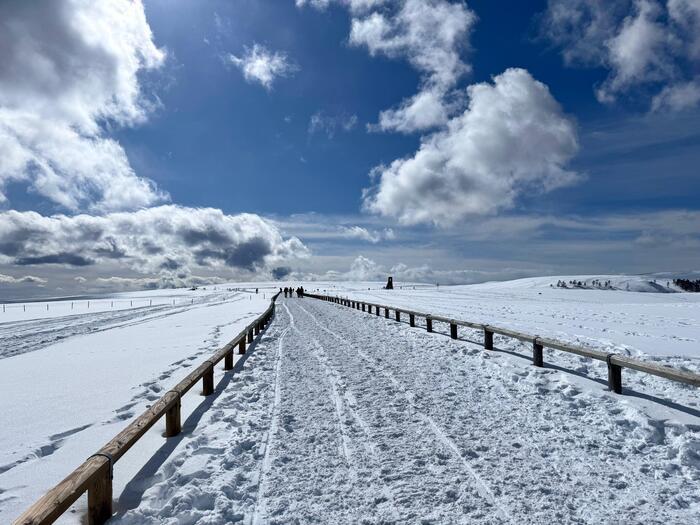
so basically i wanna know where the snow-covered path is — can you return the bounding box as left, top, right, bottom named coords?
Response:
left=113, top=297, right=700, bottom=524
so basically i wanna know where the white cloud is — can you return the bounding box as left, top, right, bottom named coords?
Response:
left=372, top=87, right=449, bottom=132
left=541, top=0, right=700, bottom=110
left=94, top=274, right=230, bottom=291
left=0, top=273, right=47, bottom=285
left=0, top=0, right=167, bottom=211
left=651, top=79, right=700, bottom=111
left=294, top=255, right=541, bottom=285
left=296, top=0, right=389, bottom=12
left=0, top=206, right=309, bottom=279
left=308, top=112, right=358, bottom=137
left=339, top=226, right=395, bottom=243
left=349, top=0, right=476, bottom=132
left=299, top=0, right=475, bottom=133
left=227, top=44, right=297, bottom=90
left=363, top=68, right=580, bottom=226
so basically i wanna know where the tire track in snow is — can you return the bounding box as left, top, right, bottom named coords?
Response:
left=284, top=303, right=402, bottom=520
left=295, top=301, right=513, bottom=521
left=294, top=300, right=513, bottom=523
left=251, top=305, right=292, bottom=525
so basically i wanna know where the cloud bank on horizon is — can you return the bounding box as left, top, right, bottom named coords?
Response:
left=0, top=0, right=699, bottom=296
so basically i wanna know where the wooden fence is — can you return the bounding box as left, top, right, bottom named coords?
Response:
left=14, top=293, right=280, bottom=525
left=306, top=293, right=700, bottom=394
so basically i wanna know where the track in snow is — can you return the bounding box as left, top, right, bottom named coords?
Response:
left=112, top=298, right=700, bottom=525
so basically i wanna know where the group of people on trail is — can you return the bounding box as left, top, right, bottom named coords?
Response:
left=282, top=286, right=304, bottom=298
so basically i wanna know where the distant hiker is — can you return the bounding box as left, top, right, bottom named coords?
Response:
left=255, top=288, right=259, bottom=294
left=299, top=286, right=305, bottom=298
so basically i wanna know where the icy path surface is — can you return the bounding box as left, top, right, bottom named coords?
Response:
left=113, top=298, right=700, bottom=524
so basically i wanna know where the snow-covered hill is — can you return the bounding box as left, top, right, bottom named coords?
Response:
left=2, top=279, right=699, bottom=523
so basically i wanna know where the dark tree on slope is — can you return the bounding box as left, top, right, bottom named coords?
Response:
left=674, top=279, right=700, bottom=292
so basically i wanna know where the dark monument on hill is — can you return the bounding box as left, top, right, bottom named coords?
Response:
left=385, top=276, right=393, bottom=290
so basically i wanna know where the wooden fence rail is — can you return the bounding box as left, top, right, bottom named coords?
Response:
left=14, top=293, right=280, bottom=525
left=306, top=293, right=700, bottom=395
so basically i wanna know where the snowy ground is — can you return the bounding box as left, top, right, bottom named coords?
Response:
left=0, top=285, right=274, bottom=524
left=330, top=276, right=700, bottom=363
left=110, top=297, right=700, bottom=524
left=2, top=278, right=700, bottom=523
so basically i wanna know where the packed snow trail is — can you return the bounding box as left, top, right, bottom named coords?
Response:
left=113, top=298, right=700, bottom=524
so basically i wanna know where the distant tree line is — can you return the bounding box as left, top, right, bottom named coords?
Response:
left=674, top=279, right=700, bottom=292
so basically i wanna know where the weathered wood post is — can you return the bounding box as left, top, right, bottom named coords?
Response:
left=385, top=307, right=390, bottom=318
left=376, top=306, right=380, bottom=316
left=247, top=328, right=254, bottom=343
left=450, top=322, right=457, bottom=339
left=426, top=316, right=433, bottom=332
left=165, top=397, right=181, bottom=437
left=255, top=322, right=260, bottom=335
left=533, top=339, right=544, bottom=367
left=203, top=364, right=214, bottom=395
left=395, top=310, right=401, bottom=322
left=362, top=303, right=365, bottom=312
left=409, top=313, right=415, bottom=327
left=607, top=355, right=622, bottom=394
left=238, top=339, right=246, bottom=355
left=88, top=460, right=112, bottom=525
left=483, top=328, right=493, bottom=350
left=224, top=348, right=234, bottom=370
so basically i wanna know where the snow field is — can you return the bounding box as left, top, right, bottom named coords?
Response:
left=0, top=288, right=271, bottom=524
left=333, top=279, right=700, bottom=362
left=112, top=297, right=700, bottom=524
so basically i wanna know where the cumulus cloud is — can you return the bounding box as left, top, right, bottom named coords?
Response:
left=541, top=0, right=700, bottom=110
left=299, top=0, right=475, bottom=133
left=0, top=273, right=47, bottom=285
left=293, top=255, right=540, bottom=285
left=350, top=0, right=476, bottom=132
left=339, top=226, right=395, bottom=243
left=227, top=44, right=297, bottom=90
left=0, top=206, right=309, bottom=280
left=296, top=0, right=389, bottom=11
left=94, top=274, right=230, bottom=291
left=0, top=0, right=167, bottom=211
left=363, top=68, right=580, bottom=226
left=308, top=112, right=358, bottom=138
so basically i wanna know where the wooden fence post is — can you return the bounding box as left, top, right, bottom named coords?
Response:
left=376, top=306, right=380, bottom=316
left=426, top=316, right=433, bottom=332
left=533, top=340, right=544, bottom=367
left=484, top=328, right=493, bottom=350
left=255, top=322, right=260, bottom=335
left=224, top=349, right=234, bottom=370
left=607, top=355, right=622, bottom=394
left=202, top=364, right=214, bottom=395
left=409, top=313, right=415, bottom=327
left=450, top=322, right=457, bottom=339
left=238, top=339, right=246, bottom=355
left=247, top=328, right=254, bottom=344
left=385, top=307, right=390, bottom=319
left=87, top=460, right=112, bottom=525
left=165, top=398, right=181, bottom=437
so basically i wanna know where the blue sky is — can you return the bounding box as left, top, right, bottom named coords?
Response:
left=1, top=0, right=699, bottom=297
